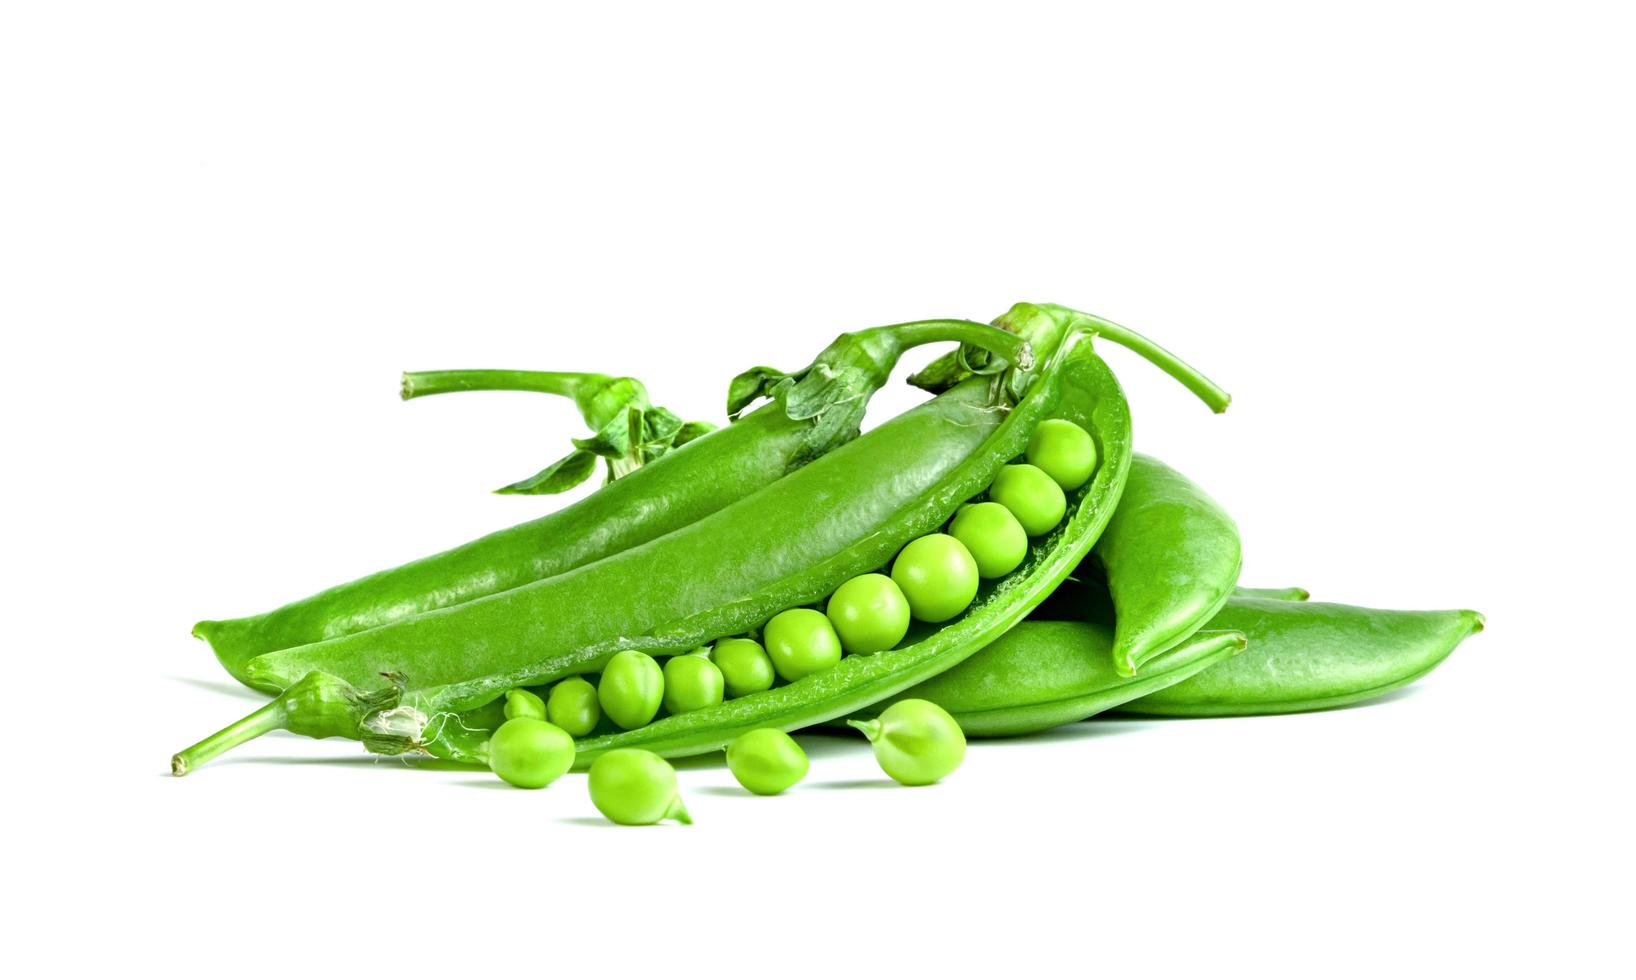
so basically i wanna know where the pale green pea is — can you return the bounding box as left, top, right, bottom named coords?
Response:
left=848, top=698, right=966, bottom=786
left=598, top=650, right=664, bottom=730
left=710, top=638, right=776, bottom=698
left=726, top=729, right=809, bottom=795
left=587, top=749, right=692, bottom=825
left=546, top=677, right=601, bottom=737
left=663, top=653, right=725, bottom=715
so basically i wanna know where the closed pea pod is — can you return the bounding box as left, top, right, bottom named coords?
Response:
left=197, top=319, right=1036, bottom=691
left=599, top=651, right=664, bottom=729
left=1122, top=596, right=1485, bottom=716
left=546, top=677, right=601, bottom=736
left=1087, top=454, right=1244, bottom=676
left=863, top=620, right=1247, bottom=737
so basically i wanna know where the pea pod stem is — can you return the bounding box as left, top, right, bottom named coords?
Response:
left=170, top=672, right=402, bottom=776
left=1050, top=307, right=1232, bottom=413
left=400, top=370, right=603, bottom=401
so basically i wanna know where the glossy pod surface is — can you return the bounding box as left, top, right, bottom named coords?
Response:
left=1090, top=453, right=1241, bottom=676
left=248, top=376, right=1012, bottom=704
left=1123, top=597, right=1484, bottom=715
left=197, top=320, right=1030, bottom=690
left=867, top=620, right=1247, bottom=737
left=562, top=339, right=1133, bottom=765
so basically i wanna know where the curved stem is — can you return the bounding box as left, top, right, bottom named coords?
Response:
left=881, top=320, right=1034, bottom=371
left=1063, top=311, right=1232, bottom=413
left=400, top=370, right=599, bottom=402
left=846, top=718, right=883, bottom=742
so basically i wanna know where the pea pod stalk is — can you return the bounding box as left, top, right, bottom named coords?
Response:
left=196, top=319, right=1033, bottom=690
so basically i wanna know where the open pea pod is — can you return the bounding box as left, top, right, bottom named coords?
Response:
left=174, top=304, right=1232, bottom=773
left=195, top=318, right=1034, bottom=690
left=552, top=339, right=1132, bottom=765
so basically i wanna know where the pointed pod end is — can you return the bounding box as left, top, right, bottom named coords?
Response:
left=170, top=754, right=189, bottom=777
left=1467, top=611, right=1486, bottom=634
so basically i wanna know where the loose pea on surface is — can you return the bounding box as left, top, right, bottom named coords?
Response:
left=546, top=676, right=601, bottom=736
left=587, top=749, right=692, bottom=825
left=726, top=729, right=809, bottom=795
left=826, top=573, right=911, bottom=655
left=763, top=608, right=844, bottom=681
left=948, top=502, right=1029, bottom=578
left=710, top=638, right=776, bottom=698
left=488, top=717, right=576, bottom=789
left=1026, top=418, right=1097, bottom=490
left=598, top=650, right=664, bottom=730
left=502, top=687, right=547, bottom=721
left=848, top=698, right=966, bottom=786
left=890, top=533, right=979, bottom=623
left=662, top=653, right=725, bottom=715
left=989, top=463, right=1067, bottom=536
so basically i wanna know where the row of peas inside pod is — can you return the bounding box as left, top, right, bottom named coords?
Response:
left=480, top=416, right=1099, bottom=822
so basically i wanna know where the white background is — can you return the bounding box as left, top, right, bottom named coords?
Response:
left=4, top=2, right=1632, bottom=976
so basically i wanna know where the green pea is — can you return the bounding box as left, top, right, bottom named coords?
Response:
left=546, top=677, right=601, bottom=737
left=848, top=698, right=966, bottom=786
left=662, top=653, right=725, bottom=715
left=890, top=533, right=979, bottom=623
left=726, top=729, right=809, bottom=795
left=502, top=687, right=547, bottom=721
left=989, top=463, right=1067, bottom=536
left=825, top=573, right=911, bottom=655
left=487, top=717, right=575, bottom=789
left=1026, top=418, right=1097, bottom=490
left=587, top=748, right=692, bottom=825
left=948, top=502, right=1029, bottom=578
left=710, top=638, right=776, bottom=698
left=762, top=608, right=844, bottom=681
left=598, top=650, right=664, bottom=730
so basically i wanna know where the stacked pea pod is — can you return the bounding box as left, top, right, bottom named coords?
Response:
left=174, top=302, right=1481, bottom=822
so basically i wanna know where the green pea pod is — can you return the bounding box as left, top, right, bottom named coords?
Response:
left=857, top=621, right=1248, bottom=737
left=195, top=319, right=1033, bottom=690
left=1090, top=454, right=1242, bottom=676
left=175, top=305, right=1232, bottom=772
left=544, top=338, right=1134, bottom=765
left=1233, top=585, right=1309, bottom=601
left=1121, top=596, right=1484, bottom=715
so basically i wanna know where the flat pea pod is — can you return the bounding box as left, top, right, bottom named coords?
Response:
left=197, top=319, right=1034, bottom=691
left=560, top=331, right=1147, bottom=766
left=599, top=651, right=664, bottom=729
left=862, top=620, right=1247, bottom=737
left=1122, top=596, right=1484, bottom=715
left=1089, top=454, right=1242, bottom=676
